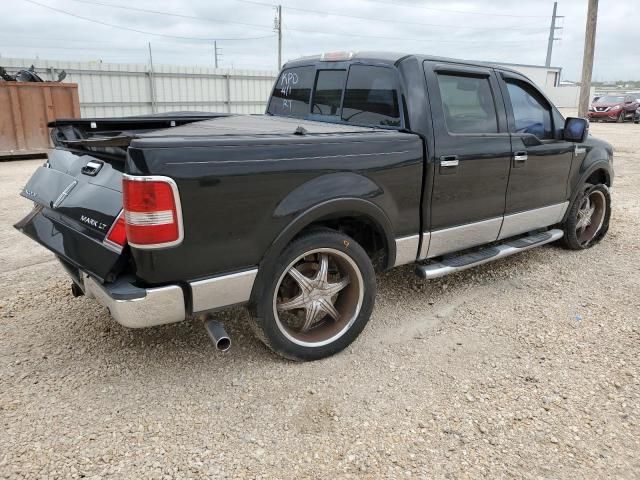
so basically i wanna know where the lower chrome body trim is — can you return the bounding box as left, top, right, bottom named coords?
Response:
left=190, top=268, right=258, bottom=313
left=426, top=217, right=503, bottom=259
left=393, top=234, right=420, bottom=266
left=498, top=202, right=568, bottom=240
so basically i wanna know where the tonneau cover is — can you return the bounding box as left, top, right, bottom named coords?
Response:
left=136, top=115, right=378, bottom=139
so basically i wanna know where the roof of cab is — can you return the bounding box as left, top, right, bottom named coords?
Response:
left=283, top=51, right=526, bottom=77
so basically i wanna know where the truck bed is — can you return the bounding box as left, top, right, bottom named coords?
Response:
left=17, top=114, right=424, bottom=286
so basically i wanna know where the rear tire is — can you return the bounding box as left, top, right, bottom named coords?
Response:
left=561, top=183, right=611, bottom=250
left=249, top=229, right=376, bottom=361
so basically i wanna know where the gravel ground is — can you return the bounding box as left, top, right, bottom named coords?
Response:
left=1, top=122, right=639, bottom=479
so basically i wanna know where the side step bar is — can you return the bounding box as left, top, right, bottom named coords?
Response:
left=416, top=229, right=564, bottom=280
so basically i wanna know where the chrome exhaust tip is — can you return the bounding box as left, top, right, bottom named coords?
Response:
left=204, top=319, right=231, bottom=352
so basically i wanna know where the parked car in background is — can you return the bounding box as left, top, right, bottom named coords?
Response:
left=15, top=52, right=615, bottom=360
left=589, top=95, right=639, bottom=122
left=634, top=105, right=640, bottom=124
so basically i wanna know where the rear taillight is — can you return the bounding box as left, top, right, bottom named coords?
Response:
left=122, top=175, right=183, bottom=249
left=103, top=211, right=127, bottom=252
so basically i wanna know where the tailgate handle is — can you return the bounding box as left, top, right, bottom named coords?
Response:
left=81, top=160, right=104, bottom=176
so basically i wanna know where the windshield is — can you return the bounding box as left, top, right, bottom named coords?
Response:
left=596, top=95, right=624, bottom=103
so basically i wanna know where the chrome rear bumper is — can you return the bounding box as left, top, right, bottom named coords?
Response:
left=76, top=267, right=258, bottom=328
left=81, top=273, right=186, bottom=328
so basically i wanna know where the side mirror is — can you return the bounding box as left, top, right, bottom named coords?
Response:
left=564, top=117, right=589, bottom=143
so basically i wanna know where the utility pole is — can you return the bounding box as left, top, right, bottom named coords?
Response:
left=274, top=5, right=282, bottom=69
left=214, top=41, right=220, bottom=68
left=578, top=0, right=599, bottom=118
left=545, top=1, right=563, bottom=67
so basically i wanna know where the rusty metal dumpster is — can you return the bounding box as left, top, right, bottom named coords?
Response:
left=0, top=82, right=80, bottom=158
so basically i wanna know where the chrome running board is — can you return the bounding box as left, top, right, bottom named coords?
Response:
left=415, top=229, right=564, bottom=280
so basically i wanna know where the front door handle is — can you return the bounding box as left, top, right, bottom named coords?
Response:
left=513, top=151, right=528, bottom=167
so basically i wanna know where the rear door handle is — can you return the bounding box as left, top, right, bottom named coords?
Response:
left=439, top=155, right=459, bottom=174
left=439, top=155, right=459, bottom=167
left=513, top=151, right=528, bottom=167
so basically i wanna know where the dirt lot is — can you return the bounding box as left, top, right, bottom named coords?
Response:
left=1, top=122, right=639, bottom=479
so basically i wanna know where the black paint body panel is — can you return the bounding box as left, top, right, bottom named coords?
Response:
left=14, top=149, right=126, bottom=281
left=126, top=116, right=424, bottom=283
left=15, top=206, right=123, bottom=281
left=422, top=60, right=512, bottom=229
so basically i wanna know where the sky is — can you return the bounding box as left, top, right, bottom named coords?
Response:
left=0, top=0, right=638, bottom=81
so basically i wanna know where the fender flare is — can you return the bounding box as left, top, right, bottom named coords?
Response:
left=563, top=160, right=612, bottom=222
left=249, top=197, right=396, bottom=308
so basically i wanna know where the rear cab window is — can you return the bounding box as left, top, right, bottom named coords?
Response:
left=267, top=63, right=403, bottom=129
left=267, top=66, right=314, bottom=116
left=342, top=65, right=401, bottom=127
left=312, top=70, right=347, bottom=117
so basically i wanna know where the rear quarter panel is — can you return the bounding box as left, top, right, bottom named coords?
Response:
left=126, top=131, right=423, bottom=284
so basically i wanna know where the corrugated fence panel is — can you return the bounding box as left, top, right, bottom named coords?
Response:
left=3, top=58, right=277, bottom=118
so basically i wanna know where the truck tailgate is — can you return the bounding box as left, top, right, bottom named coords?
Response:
left=14, top=149, right=127, bottom=282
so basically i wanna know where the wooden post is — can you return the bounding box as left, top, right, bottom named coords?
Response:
left=578, top=0, right=599, bottom=118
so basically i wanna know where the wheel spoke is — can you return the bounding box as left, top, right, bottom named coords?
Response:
left=301, top=301, right=325, bottom=332
left=277, top=294, right=307, bottom=312
left=318, top=297, right=340, bottom=321
left=287, top=267, right=314, bottom=293
left=314, top=253, right=329, bottom=284
left=322, top=275, right=350, bottom=297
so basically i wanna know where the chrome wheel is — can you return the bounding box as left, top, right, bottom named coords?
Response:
left=576, top=190, right=606, bottom=246
left=273, top=248, right=364, bottom=347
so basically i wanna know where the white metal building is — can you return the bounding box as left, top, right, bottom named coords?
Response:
left=2, top=56, right=584, bottom=116
left=2, top=57, right=277, bottom=118
left=494, top=62, right=562, bottom=88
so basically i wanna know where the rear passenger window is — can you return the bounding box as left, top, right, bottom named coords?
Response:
left=312, top=70, right=347, bottom=116
left=342, top=65, right=401, bottom=127
left=505, top=80, right=553, bottom=139
left=437, top=74, right=498, bottom=134
left=267, top=66, right=314, bottom=116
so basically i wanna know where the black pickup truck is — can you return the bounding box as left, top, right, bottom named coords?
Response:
left=16, top=52, right=614, bottom=360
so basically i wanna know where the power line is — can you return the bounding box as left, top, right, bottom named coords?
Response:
left=362, top=0, right=551, bottom=18
left=282, top=29, right=534, bottom=45
left=21, top=0, right=543, bottom=47
left=235, top=0, right=548, bottom=32
left=21, top=0, right=276, bottom=41
left=65, top=0, right=275, bottom=31
left=63, top=0, right=549, bottom=34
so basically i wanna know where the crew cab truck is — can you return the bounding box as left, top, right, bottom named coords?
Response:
left=15, top=52, right=614, bottom=361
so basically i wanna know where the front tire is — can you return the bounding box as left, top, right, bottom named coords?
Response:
left=561, top=183, right=611, bottom=250
left=249, top=229, right=376, bottom=361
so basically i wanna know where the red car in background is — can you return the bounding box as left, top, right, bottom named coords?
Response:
left=589, top=94, right=639, bottom=122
